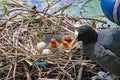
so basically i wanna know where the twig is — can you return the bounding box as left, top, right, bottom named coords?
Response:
left=56, top=61, right=73, bottom=80
left=13, top=61, right=17, bottom=80
left=7, top=8, right=35, bottom=14
left=6, top=65, right=13, bottom=79
left=77, top=64, right=84, bottom=80
left=12, top=0, right=32, bottom=10
left=60, top=26, right=74, bottom=33
left=52, top=3, right=72, bottom=15
left=0, top=12, right=22, bottom=27
left=63, top=60, right=70, bottom=69
left=71, top=17, right=107, bottom=24
left=23, top=64, right=32, bottom=80
left=64, top=16, right=76, bottom=28
left=43, top=0, right=61, bottom=13
left=12, top=25, right=19, bottom=80
left=45, top=18, right=74, bottom=33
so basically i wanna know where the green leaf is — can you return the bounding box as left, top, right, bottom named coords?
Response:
left=3, top=5, right=8, bottom=14
left=80, top=0, right=104, bottom=18
left=0, top=0, right=7, bottom=4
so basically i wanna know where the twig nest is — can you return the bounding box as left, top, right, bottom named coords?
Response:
left=42, top=49, right=52, bottom=54
left=36, top=42, right=47, bottom=52
left=100, top=0, right=120, bottom=24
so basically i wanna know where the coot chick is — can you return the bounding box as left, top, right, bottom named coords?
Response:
left=75, top=25, right=120, bottom=77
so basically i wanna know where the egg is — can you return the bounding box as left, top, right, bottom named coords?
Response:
left=36, top=42, right=47, bottom=52
left=100, top=0, right=120, bottom=24
left=42, top=49, right=51, bottom=54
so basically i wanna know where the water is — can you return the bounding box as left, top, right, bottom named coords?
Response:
left=30, top=0, right=88, bottom=17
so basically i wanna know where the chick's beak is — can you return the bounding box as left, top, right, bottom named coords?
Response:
left=70, top=30, right=79, bottom=46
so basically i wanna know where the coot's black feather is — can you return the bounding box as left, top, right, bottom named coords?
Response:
left=77, top=25, right=120, bottom=77
left=97, top=29, right=120, bottom=58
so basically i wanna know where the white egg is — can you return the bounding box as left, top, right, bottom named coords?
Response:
left=36, top=42, right=47, bottom=52
left=42, top=49, right=51, bottom=54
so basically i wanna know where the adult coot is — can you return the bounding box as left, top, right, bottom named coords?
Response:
left=75, top=25, right=120, bottom=77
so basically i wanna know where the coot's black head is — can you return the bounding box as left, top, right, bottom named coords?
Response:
left=76, top=25, right=98, bottom=44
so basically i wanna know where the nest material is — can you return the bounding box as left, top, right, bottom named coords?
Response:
left=0, top=11, right=109, bottom=80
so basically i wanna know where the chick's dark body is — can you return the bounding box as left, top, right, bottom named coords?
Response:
left=77, top=25, right=120, bottom=77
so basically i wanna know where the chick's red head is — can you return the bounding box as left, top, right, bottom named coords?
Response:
left=50, top=38, right=57, bottom=44
left=65, top=36, right=73, bottom=43
left=62, top=41, right=69, bottom=48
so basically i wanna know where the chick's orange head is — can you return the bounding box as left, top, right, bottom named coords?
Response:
left=65, top=36, right=73, bottom=43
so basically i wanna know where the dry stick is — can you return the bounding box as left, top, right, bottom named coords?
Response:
left=13, top=62, right=17, bottom=80
left=52, top=3, right=72, bottom=15
left=0, top=12, right=22, bottom=27
left=77, top=64, right=84, bottom=80
left=72, top=61, right=77, bottom=78
left=47, top=67, right=58, bottom=76
left=71, top=17, right=107, bottom=24
left=13, top=54, right=17, bottom=80
left=64, top=16, right=76, bottom=28
left=45, top=18, right=74, bottom=33
left=12, top=0, right=32, bottom=10
left=61, top=16, right=75, bottom=27
left=56, top=61, right=73, bottom=80
left=13, top=24, right=20, bottom=80
left=63, top=60, right=70, bottom=69
left=0, top=65, right=10, bottom=73
left=43, top=0, right=61, bottom=13
left=7, top=8, right=35, bottom=14
left=23, top=64, right=32, bottom=80
left=15, top=47, right=30, bottom=58
left=77, top=56, right=84, bottom=80
left=60, top=26, right=74, bottom=33
left=6, top=65, right=13, bottom=79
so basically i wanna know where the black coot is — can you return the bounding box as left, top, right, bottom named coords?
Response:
left=76, top=25, right=120, bottom=77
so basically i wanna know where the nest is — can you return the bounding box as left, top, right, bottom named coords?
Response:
left=0, top=10, right=110, bottom=80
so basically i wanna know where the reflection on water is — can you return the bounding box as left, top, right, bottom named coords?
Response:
left=0, top=0, right=88, bottom=17
left=30, top=0, right=88, bottom=17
